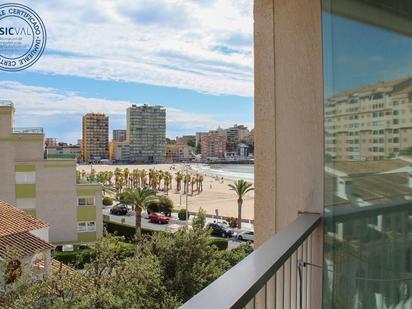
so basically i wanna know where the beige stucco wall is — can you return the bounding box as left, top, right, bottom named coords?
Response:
left=35, top=161, right=79, bottom=243
left=0, top=105, right=102, bottom=244
left=254, top=0, right=324, bottom=307
left=254, top=0, right=323, bottom=242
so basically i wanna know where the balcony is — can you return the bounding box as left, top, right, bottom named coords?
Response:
left=0, top=100, right=13, bottom=107
left=181, top=213, right=322, bottom=309
left=13, top=127, right=44, bottom=134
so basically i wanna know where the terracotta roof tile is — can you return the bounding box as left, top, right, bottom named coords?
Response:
left=0, top=200, right=49, bottom=237
left=0, top=231, right=53, bottom=258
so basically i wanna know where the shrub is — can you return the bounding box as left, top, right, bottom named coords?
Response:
left=52, top=249, right=92, bottom=269
left=208, top=238, right=228, bottom=250
left=103, top=221, right=156, bottom=241
left=219, top=243, right=253, bottom=267
left=192, top=208, right=206, bottom=230
left=158, top=196, right=173, bottom=215
left=102, top=196, right=113, bottom=206
left=147, top=196, right=174, bottom=216
left=147, top=200, right=160, bottom=214
left=178, top=209, right=189, bottom=221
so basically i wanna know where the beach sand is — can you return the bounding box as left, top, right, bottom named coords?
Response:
left=77, top=163, right=254, bottom=220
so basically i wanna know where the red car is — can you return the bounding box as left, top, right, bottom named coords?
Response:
left=148, top=212, right=170, bottom=224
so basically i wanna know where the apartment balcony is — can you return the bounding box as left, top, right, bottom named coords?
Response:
left=182, top=213, right=322, bottom=309
left=182, top=199, right=412, bottom=309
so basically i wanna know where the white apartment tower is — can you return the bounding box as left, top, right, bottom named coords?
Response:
left=127, top=104, right=166, bottom=163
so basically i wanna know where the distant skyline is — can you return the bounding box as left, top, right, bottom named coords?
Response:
left=0, top=0, right=254, bottom=143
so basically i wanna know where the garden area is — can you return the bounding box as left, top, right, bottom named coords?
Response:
left=5, top=223, right=253, bottom=309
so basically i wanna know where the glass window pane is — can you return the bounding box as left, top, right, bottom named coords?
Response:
left=323, top=1, right=412, bottom=307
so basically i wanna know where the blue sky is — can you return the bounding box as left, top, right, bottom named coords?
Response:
left=323, top=13, right=412, bottom=97
left=0, top=0, right=253, bottom=143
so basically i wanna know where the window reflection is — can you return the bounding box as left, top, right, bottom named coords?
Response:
left=323, top=0, right=412, bottom=308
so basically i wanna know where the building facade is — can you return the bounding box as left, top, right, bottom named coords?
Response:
left=109, top=141, right=130, bottom=162
left=176, top=135, right=195, bottom=146
left=165, top=144, right=193, bottom=163
left=200, top=131, right=226, bottom=159
left=225, top=124, right=249, bottom=142
left=112, top=129, right=127, bottom=142
left=45, top=143, right=81, bottom=160
left=325, top=78, right=412, bottom=161
left=127, top=104, right=166, bottom=163
left=82, top=113, right=109, bottom=161
left=0, top=102, right=103, bottom=244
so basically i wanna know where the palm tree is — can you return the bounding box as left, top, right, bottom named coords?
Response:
left=175, top=172, right=183, bottom=192
left=164, top=172, right=172, bottom=195
left=228, top=180, right=254, bottom=229
left=122, top=187, right=157, bottom=238
left=123, top=168, right=130, bottom=188
left=141, top=169, right=148, bottom=187
left=198, top=175, right=204, bottom=192
left=191, top=176, right=196, bottom=196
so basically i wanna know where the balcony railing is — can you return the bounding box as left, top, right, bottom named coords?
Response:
left=0, top=100, right=13, bottom=107
left=13, top=127, right=44, bottom=134
left=181, top=213, right=322, bottom=309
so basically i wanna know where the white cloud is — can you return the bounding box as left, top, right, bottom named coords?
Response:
left=0, top=80, right=244, bottom=135
left=16, top=0, right=254, bottom=97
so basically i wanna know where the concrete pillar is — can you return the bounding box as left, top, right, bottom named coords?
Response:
left=254, top=0, right=324, bottom=307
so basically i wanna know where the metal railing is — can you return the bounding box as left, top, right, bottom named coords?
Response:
left=13, top=127, right=44, bottom=134
left=181, top=213, right=322, bottom=309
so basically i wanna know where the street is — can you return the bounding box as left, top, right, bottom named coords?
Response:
left=102, top=207, right=252, bottom=249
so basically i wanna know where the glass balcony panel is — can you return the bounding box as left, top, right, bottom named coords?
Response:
left=323, top=0, right=412, bottom=307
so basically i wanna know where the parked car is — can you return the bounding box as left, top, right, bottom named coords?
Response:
left=237, top=230, right=254, bottom=242
left=207, top=223, right=235, bottom=238
left=148, top=212, right=170, bottom=224
left=110, top=204, right=128, bottom=216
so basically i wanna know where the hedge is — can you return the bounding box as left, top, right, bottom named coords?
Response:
left=104, top=221, right=157, bottom=241
left=208, top=238, right=228, bottom=251
left=52, top=249, right=92, bottom=268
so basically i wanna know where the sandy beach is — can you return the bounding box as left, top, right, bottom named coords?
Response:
left=77, top=163, right=254, bottom=220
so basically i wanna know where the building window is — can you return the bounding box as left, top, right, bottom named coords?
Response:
left=77, top=222, right=87, bottom=232
left=78, top=221, right=96, bottom=232
left=87, top=221, right=96, bottom=232
left=78, top=197, right=94, bottom=206
left=15, top=172, right=35, bottom=184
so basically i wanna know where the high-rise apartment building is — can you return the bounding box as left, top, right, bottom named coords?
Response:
left=200, top=131, right=226, bottom=159
left=127, top=104, right=166, bottom=163
left=112, top=129, right=127, bottom=142
left=0, top=101, right=103, bottom=244
left=325, top=77, right=412, bottom=161
left=82, top=113, right=109, bottom=161
left=225, top=124, right=250, bottom=142
left=109, top=141, right=130, bottom=162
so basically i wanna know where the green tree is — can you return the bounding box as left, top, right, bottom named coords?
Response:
left=122, top=187, right=157, bottom=238
left=148, top=227, right=227, bottom=302
left=2, top=231, right=252, bottom=308
left=228, top=179, right=254, bottom=229
left=192, top=208, right=206, bottom=230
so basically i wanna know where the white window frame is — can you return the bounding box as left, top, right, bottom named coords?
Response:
left=78, top=196, right=95, bottom=207
left=78, top=221, right=96, bottom=233
left=77, top=222, right=87, bottom=232
left=15, top=172, right=36, bottom=184
left=87, top=221, right=96, bottom=232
